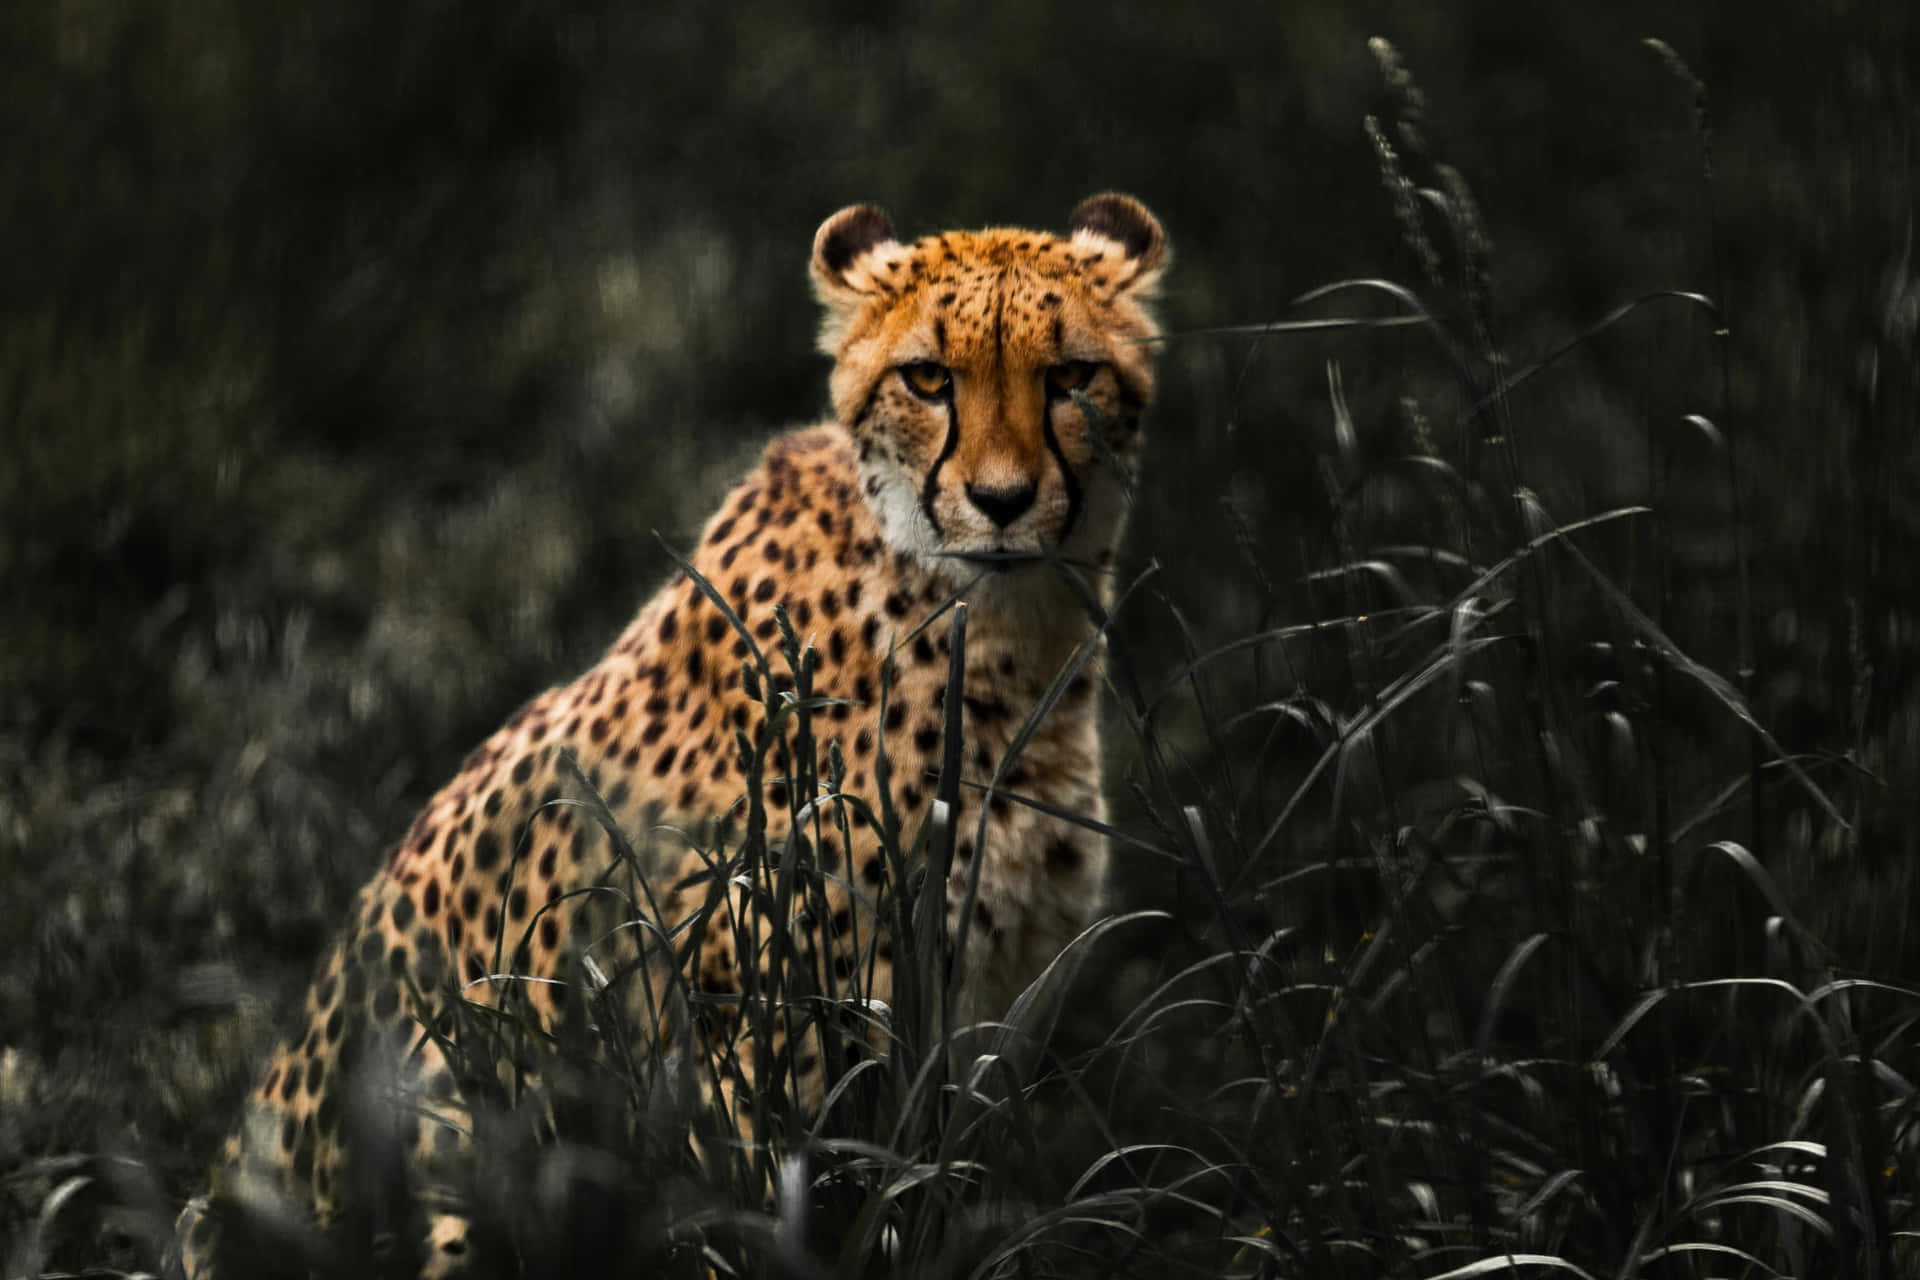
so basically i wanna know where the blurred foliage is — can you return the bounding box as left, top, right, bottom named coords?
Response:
left=1, top=0, right=1916, bottom=1269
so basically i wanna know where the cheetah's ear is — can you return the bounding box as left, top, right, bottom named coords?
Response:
left=1068, top=193, right=1169, bottom=297
left=813, top=205, right=896, bottom=285
left=811, top=205, right=911, bottom=348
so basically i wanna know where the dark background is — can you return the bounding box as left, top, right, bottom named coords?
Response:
left=3, top=0, right=1915, bottom=1265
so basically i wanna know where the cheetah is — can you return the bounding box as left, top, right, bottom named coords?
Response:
left=175, top=193, right=1168, bottom=1276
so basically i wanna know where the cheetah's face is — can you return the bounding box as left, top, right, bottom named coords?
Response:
left=810, top=195, right=1167, bottom=580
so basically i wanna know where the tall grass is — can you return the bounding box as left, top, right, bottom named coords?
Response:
left=12, top=39, right=1919, bottom=1280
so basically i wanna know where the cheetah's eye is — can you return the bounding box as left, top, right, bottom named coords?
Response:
left=900, top=362, right=952, bottom=399
left=1044, top=361, right=1100, bottom=397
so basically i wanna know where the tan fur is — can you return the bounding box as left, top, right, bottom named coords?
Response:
left=177, top=195, right=1168, bottom=1277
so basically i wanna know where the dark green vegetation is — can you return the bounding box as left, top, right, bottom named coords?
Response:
left=5, top=0, right=1918, bottom=1275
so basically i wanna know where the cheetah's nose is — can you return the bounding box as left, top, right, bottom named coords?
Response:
left=965, top=482, right=1037, bottom=529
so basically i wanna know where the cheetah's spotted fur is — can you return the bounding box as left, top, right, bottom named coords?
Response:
left=177, top=193, right=1168, bottom=1276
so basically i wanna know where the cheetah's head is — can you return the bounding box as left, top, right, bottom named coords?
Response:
left=810, top=194, right=1168, bottom=587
